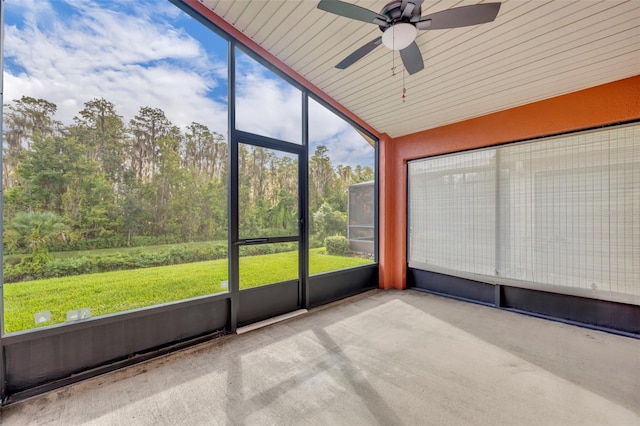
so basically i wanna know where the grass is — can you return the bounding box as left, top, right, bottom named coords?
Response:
left=3, top=248, right=372, bottom=333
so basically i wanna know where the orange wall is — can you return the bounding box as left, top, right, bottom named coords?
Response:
left=379, top=75, right=640, bottom=290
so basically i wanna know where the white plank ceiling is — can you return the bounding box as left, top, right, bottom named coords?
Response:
left=201, top=0, right=640, bottom=138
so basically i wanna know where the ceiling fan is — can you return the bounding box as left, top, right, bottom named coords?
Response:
left=317, top=0, right=501, bottom=75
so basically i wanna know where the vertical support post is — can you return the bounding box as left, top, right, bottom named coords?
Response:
left=300, top=93, right=309, bottom=308
left=374, top=136, right=379, bottom=265
left=228, top=41, right=239, bottom=332
left=494, top=148, right=502, bottom=308
left=0, top=0, right=6, bottom=402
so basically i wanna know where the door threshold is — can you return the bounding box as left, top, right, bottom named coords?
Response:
left=236, top=309, right=308, bottom=334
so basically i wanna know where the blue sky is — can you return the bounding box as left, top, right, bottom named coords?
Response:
left=2, top=0, right=374, bottom=168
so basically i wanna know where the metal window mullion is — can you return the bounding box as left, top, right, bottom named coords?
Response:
left=374, top=137, right=379, bottom=264
left=228, top=41, right=239, bottom=332
left=494, top=148, right=502, bottom=307
left=234, top=129, right=304, bottom=156
left=300, top=93, right=309, bottom=308
left=0, top=0, right=7, bottom=402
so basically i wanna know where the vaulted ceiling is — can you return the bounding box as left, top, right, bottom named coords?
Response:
left=200, top=1, right=640, bottom=138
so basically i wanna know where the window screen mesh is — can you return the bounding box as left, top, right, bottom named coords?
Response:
left=409, top=150, right=496, bottom=278
left=408, top=124, right=640, bottom=305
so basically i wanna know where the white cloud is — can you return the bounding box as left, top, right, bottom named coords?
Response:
left=235, top=52, right=302, bottom=143
left=309, top=98, right=375, bottom=169
left=2, top=0, right=374, bottom=168
left=3, top=0, right=227, bottom=134
left=235, top=53, right=374, bottom=168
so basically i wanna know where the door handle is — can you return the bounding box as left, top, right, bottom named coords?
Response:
left=235, top=238, right=268, bottom=245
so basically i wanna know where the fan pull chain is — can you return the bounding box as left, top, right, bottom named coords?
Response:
left=402, top=68, right=407, bottom=103
left=392, top=27, right=395, bottom=76
left=389, top=30, right=406, bottom=102
left=391, top=52, right=396, bottom=76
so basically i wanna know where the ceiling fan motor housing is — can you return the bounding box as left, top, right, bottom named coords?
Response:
left=378, top=0, right=422, bottom=31
left=378, top=1, right=422, bottom=50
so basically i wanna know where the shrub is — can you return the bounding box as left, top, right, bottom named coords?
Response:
left=240, top=242, right=296, bottom=257
left=324, top=236, right=350, bottom=256
left=2, top=240, right=309, bottom=283
left=4, top=242, right=227, bottom=283
left=44, top=234, right=197, bottom=253
left=309, top=235, right=324, bottom=249
left=312, top=203, right=347, bottom=241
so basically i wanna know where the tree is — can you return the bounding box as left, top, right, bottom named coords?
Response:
left=183, top=122, right=226, bottom=178
left=5, top=211, right=68, bottom=266
left=272, top=189, right=297, bottom=232
left=2, top=94, right=373, bottom=254
left=353, top=165, right=374, bottom=183
left=127, top=107, right=173, bottom=181
left=3, top=96, right=61, bottom=188
left=71, top=98, right=125, bottom=183
left=153, top=125, right=185, bottom=236
left=310, top=145, right=336, bottom=212
left=312, top=202, right=347, bottom=241
left=119, top=171, right=153, bottom=245
left=62, top=155, right=117, bottom=240
left=17, top=134, right=69, bottom=213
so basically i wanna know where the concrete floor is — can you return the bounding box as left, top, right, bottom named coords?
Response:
left=2, top=290, right=639, bottom=425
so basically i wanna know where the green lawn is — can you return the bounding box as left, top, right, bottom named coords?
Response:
left=4, top=248, right=372, bottom=333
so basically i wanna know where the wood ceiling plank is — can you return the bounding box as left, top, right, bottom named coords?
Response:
left=246, top=3, right=302, bottom=48
left=198, top=0, right=640, bottom=137
left=236, top=2, right=289, bottom=41
left=228, top=2, right=270, bottom=33
left=423, top=1, right=637, bottom=80
left=260, top=4, right=319, bottom=53
left=341, top=4, right=639, bottom=116
left=352, top=19, right=639, bottom=119
left=357, top=28, right=640, bottom=119
left=377, top=53, right=639, bottom=136
left=204, top=0, right=235, bottom=18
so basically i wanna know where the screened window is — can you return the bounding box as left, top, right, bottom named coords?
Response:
left=409, top=124, right=640, bottom=305
left=2, top=1, right=229, bottom=333
left=308, top=98, right=375, bottom=274
left=409, top=150, right=496, bottom=278
left=235, top=48, right=302, bottom=144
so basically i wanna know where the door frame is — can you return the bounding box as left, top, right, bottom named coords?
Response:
left=230, top=131, right=307, bottom=328
left=228, top=44, right=309, bottom=330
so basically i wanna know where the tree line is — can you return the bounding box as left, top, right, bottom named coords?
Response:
left=3, top=96, right=373, bottom=258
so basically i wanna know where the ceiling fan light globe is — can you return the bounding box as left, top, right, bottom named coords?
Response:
left=382, top=23, right=417, bottom=50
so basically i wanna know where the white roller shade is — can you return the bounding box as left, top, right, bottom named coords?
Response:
left=409, top=150, right=496, bottom=280
left=408, top=123, right=640, bottom=305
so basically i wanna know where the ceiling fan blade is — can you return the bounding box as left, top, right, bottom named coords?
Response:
left=400, top=41, right=424, bottom=75
left=336, top=37, right=383, bottom=69
left=317, top=0, right=388, bottom=25
left=416, top=3, right=501, bottom=30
